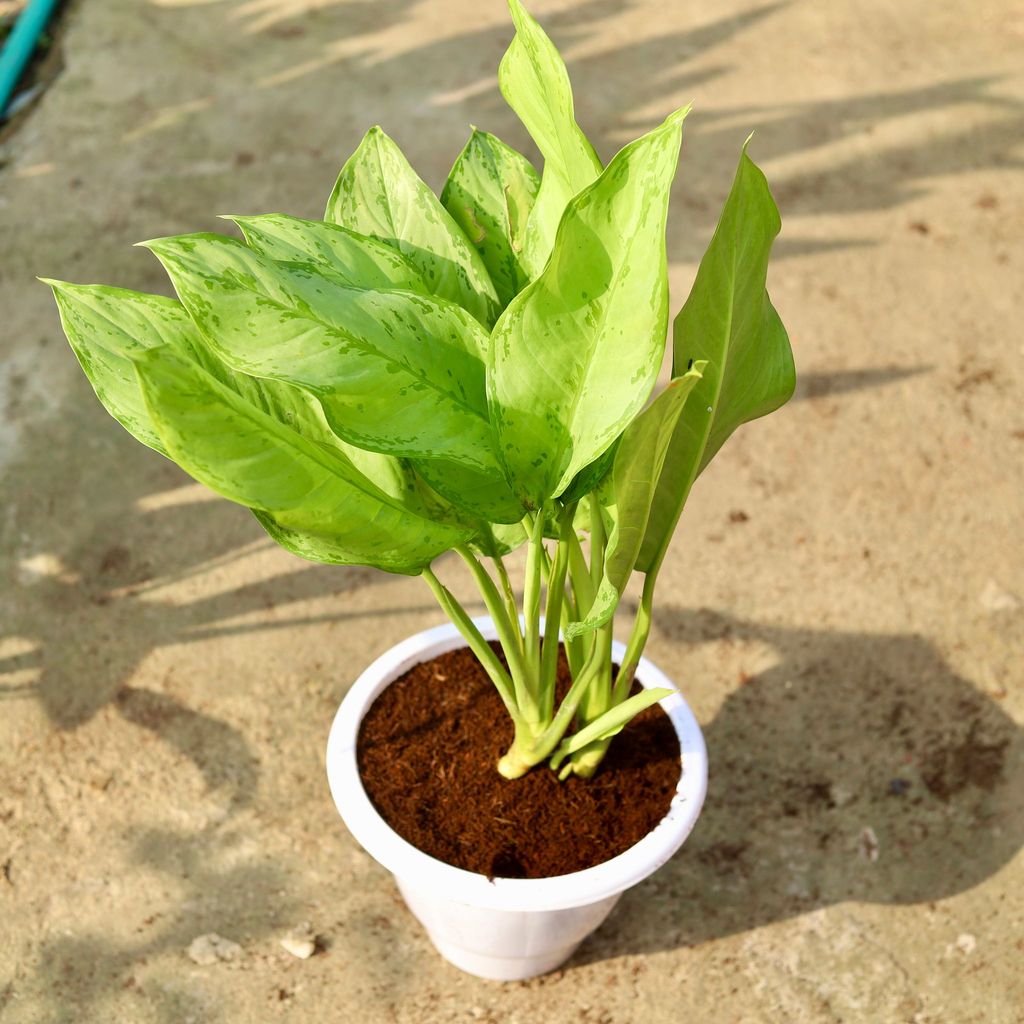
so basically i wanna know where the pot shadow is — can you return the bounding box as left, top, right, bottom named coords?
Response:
left=570, top=606, right=1024, bottom=965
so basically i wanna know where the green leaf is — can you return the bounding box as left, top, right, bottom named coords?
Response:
left=440, top=128, right=540, bottom=308
left=470, top=521, right=528, bottom=559
left=133, top=350, right=470, bottom=574
left=559, top=438, right=618, bottom=507
left=488, top=106, right=689, bottom=508
left=325, top=126, right=500, bottom=326
left=498, top=0, right=603, bottom=276
left=549, top=687, right=674, bottom=767
left=565, top=367, right=703, bottom=640
left=637, top=145, right=796, bottom=573
left=413, top=460, right=525, bottom=525
left=41, top=280, right=204, bottom=456
left=143, top=233, right=525, bottom=524
left=141, top=234, right=485, bottom=460
left=226, top=214, right=431, bottom=295
left=45, top=276, right=429, bottom=519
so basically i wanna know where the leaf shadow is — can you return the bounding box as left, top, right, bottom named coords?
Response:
left=569, top=606, right=1024, bottom=965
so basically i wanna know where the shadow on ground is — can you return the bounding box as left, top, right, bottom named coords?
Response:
left=572, top=606, right=1024, bottom=965
left=121, top=0, right=1024, bottom=262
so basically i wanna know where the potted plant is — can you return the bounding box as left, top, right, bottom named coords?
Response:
left=43, top=0, right=794, bottom=981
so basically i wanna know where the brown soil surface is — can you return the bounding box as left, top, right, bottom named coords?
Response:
left=357, top=644, right=680, bottom=879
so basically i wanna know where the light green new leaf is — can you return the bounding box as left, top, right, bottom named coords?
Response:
left=226, top=214, right=431, bottom=295
left=325, top=126, right=500, bottom=326
left=42, top=281, right=205, bottom=456
left=440, top=129, right=540, bottom=308
left=498, top=0, right=603, bottom=276
left=565, top=366, right=704, bottom=640
left=133, top=350, right=471, bottom=574
left=637, top=145, right=796, bottom=573
left=488, top=106, right=689, bottom=508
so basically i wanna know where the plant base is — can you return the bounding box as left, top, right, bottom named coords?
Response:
left=326, top=618, right=708, bottom=981
left=356, top=641, right=680, bottom=878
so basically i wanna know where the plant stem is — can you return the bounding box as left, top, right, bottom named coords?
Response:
left=538, top=508, right=574, bottom=719
left=588, top=492, right=606, bottom=593
left=455, top=546, right=534, bottom=719
left=613, top=567, right=658, bottom=703
left=421, top=566, right=522, bottom=726
left=565, top=526, right=595, bottom=616
left=493, top=553, right=523, bottom=655
left=522, top=510, right=546, bottom=688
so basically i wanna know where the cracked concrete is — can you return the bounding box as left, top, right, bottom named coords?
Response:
left=1, top=0, right=1022, bottom=1021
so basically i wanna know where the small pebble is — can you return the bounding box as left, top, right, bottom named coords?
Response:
left=979, top=579, right=1021, bottom=612
left=858, top=826, right=880, bottom=862
left=187, top=933, right=242, bottom=965
left=280, top=922, right=317, bottom=959
left=955, top=932, right=977, bottom=955
left=830, top=782, right=855, bottom=808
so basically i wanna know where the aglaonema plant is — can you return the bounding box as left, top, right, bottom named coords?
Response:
left=43, top=0, right=795, bottom=781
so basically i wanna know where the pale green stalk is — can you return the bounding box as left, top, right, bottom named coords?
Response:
left=421, top=567, right=522, bottom=725
left=538, top=508, right=574, bottom=719
left=493, top=553, right=524, bottom=658
left=522, top=511, right=545, bottom=681
left=455, top=546, right=534, bottom=718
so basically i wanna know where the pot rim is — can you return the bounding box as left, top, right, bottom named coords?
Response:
left=325, top=616, right=707, bottom=912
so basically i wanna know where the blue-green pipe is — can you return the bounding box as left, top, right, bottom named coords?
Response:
left=0, top=0, right=59, bottom=118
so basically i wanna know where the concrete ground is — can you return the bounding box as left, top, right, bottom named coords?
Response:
left=2, top=0, right=1022, bottom=1020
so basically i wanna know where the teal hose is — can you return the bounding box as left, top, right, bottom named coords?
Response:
left=0, top=0, right=59, bottom=118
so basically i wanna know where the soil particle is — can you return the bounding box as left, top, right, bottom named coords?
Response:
left=187, top=933, right=243, bottom=965
left=357, top=644, right=681, bottom=879
left=920, top=722, right=1009, bottom=801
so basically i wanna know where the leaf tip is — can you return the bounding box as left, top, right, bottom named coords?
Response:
left=666, top=102, right=694, bottom=129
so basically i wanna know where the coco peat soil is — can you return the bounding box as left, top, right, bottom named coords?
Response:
left=357, top=643, right=681, bottom=879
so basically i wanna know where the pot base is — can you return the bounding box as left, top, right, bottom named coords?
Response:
left=327, top=618, right=707, bottom=982
left=426, top=932, right=583, bottom=982
left=396, top=876, right=620, bottom=981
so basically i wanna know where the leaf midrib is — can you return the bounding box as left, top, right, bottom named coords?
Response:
left=157, top=357, right=436, bottom=524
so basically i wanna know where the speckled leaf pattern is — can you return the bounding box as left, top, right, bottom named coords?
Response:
left=325, top=126, right=500, bottom=326
left=637, top=146, right=796, bottom=573
left=227, top=214, right=432, bottom=295
left=144, top=234, right=487, bottom=461
left=565, top=367, right=704, bottom=640
left=488, top=107, right=689, bottom=507
left=441, top=129, right=540, bottom=308
left=44, top=278, right=436, bottom=541
left=133, top=351, right=472, bottom=574
left=498, top=0, right=603, bottom=276
left=143, top=233, right=524, bottom=524
left=413, top=459, right=526, bottom=525
left=42, top=281, right=200, bottom=456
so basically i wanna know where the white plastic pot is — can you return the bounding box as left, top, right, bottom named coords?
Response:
left=325, top=617, right=708, bottom=981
